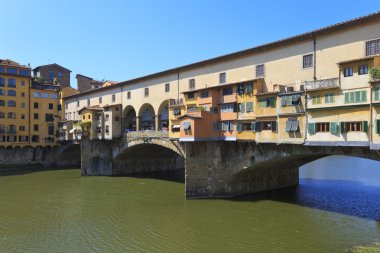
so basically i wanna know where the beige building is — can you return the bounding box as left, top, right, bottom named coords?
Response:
left=62, top=12, right=380, bottom=149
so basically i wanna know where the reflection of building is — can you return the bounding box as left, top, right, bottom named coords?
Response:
left=62, top=12, right=380, bottom=149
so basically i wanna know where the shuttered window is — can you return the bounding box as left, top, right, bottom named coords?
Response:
left=344, top=91, right=367, bottom=103
left=308, top=123, right=315, bottom=135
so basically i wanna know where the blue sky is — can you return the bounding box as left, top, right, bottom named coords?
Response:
left=1, top=0, right=378, bottom=88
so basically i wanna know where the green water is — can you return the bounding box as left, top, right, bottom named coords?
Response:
left=0, top=157, right=379, bottom=253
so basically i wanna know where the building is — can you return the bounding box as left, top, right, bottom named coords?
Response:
left=62, top=12, right=380, bottom=150
left=76, top=74, right=103, bottom=92
left=0, top=59, right=31, bottom=146
left=33, top=63, right=71, bottom=88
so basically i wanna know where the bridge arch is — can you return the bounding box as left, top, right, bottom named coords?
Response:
left=138, top=103, right=155, bottom=130
left=122, top=105, right=137, bottom=132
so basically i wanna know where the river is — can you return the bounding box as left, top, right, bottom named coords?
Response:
left=0, top=155, right=379, bottom=253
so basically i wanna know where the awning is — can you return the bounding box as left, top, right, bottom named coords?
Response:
left=182, top=122, right=191, bottom=130
left=172, top=125, right=180, bottom=129
left=286, top=119, right=299, bottom=132
left=290, top=120, right=299, bottom=131
left=69, top=128, right=76, bottom=133
left=285, top=121, right=293, bottom=132
left=292, top=95, right=301, bottom=102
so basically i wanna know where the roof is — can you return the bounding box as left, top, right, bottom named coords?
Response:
left=33, top=63, right=71, bottom=72
left=177, top=114, right=203, bottom=119
left=182, top=78, right=263, bottom=94
left=64, top=11, right=380, bottom=100
left=102, top=103, right=122, bottom=108
left=0, top=59, right=30, bottom=68
left=78, top=105, right=103, bottom=114
left=337, top=56, right=376, bottom=65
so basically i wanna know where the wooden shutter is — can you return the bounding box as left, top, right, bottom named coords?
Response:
left=237, top=122, right=242, bottom=132
left=377, top=120, right=380, bottom=134
left=308, top=123, right=315, bottom=135
left=271, top=121, right=277, bottom=132
left=344, top=93, right=349, bottom=103
left=340, top=122, right=346, bottom=133
left=362, top=121, right=368, bottom=132
left=270, top=98, right=276, bottom=108
left=330, top=122, right=338, bottom=134
left=251, top=122, right=256, bottom=132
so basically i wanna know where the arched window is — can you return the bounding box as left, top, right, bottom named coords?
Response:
left=0, top=77, right=4, bottom=87
left=7, top=112, right=16, bottom=119
left=8, top=78, right=16, bottom=88
left=7, top=90, right=16, bottom=96
left=7, top=100, right=16, bottom=107
left=0, top=100, right=4, bottom=106
left=0, top=112, right=4, bottom=118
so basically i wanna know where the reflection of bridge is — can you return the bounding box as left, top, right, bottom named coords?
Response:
left=81, top=131, right=380, bottom=198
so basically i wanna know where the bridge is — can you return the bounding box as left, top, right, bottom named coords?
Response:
left=80, top=131, right=380, bottom=198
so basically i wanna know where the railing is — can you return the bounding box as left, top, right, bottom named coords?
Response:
left=124, top=130, right=169, bottom=139
left=304, top=78, right=339, bottom=90
left=169, top=99, right=183, bottom=106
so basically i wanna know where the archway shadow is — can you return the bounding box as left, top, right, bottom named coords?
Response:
left=114, top=168, right=185, bottom=184
left=0, top=165, right=80, bottom=177
left=227, top=178, right=380, bottom=221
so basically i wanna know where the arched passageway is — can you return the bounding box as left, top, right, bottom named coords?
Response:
left=158, top=100, right=169, bottom=131
left=138, top=104, right=155, bottom=130
left=122, top=105, right=137, bottom=132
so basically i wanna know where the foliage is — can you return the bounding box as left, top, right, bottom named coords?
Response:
left=196, top=106, right=207, bottom=112
left=369, top=67, right=380, bottom=81
left=74, top=121, right=91, bottom=130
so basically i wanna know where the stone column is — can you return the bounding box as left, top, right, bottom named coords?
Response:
left=135, top=116, right=140, bottom=131
left=156, top=114, right=161, bottom=130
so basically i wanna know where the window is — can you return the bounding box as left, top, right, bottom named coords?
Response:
left=281, top=95, right=301, bottom=106
left=33, top=92, right=41, bottom=98
left=7, top=112, right=16, bottom=119
left=19, top=126, right=26, bottom=131
left=105, top=115, right=109, bottom=122
left=19, top=70, right=29, bottom=76
left=32, top=135, right=39, bottom=142
left=49, top=103, right=53, bottom=109
left=34, top=124, right=39, bottom=131
left=8, top=78, right=16, bottom=87
left=34, top=113, right=39, bottom=119
left=21, top=103, right=25, bottom=108
left=49, top=70, right=54, bottom=80
left=0, top=112, right=4, bottom=118
left=359, top=64, right=368, bottom=75
left=223, top=87, right=233, bottom=96
left=315, top=122, right=330, bottom=132
left=8, top=100, right=16, bottom=107
left=127, top=91, right=131, bottom=99
left=19, top=136, right=28, bottom=142
left=58, top=72, right=63, bottom=78
left=344, top=90, right=367, bottom=103
left=189, top=79, right=195, bottom=90
left=256, top=64, right=264, bottom=77
left=285, top=118, right=299, bottom=132
left=221, top=121, right=229, bottom=131
left=7, top=136, right=16, bottom=142
left=112, top=94, right=116, bottom=102
left=88, top=115, right=91, bottom=119
left=165, top=83, right=170, bottom=92
left=0, top=100, right=4, bottom=106
left=344, top=67, right=353, bottom=77
left=219, top=72, right=226, bottom=84
left=237, top=84, right=245, bottom=95
left=200, top=90, right=208, bottom=98
left=21, top=114, right=25, bottom=119
left=246, top=102, right=253, bottom=112
left=144, top=88, right=149, bottom=97
left=340, top=121, right=368, bottom=133
left=303, top=54, right=313, bottom=68
left=7, top=90, right=16, bottom=96
left=258, top=97, right=276, bottom=108
left=42, top=93, right=49, bottom=99
left=365, top=39, right=380, bottom=56
left=99, top=97, right=102, bottom=104
left=246, top=82, right=253, bottom=94
left=34, top=102, right=39, bottom=109
left=105, top=125, right=109, bottom=134
left=255, top=121, right=277, bottom=132
left=238, top=103, right=245, bottom=113
left=221, top=103, right=235, bottom=112
left=21, top=92, right=25, bottom=97
left=187, top=92, right=194, bottom=99
left=115, top=117, right=119, bottom=121
left=312, top=95, right=321, bottom=105
left=375, top=87, right=380, bottom=101
left=6, top=68, right=17, bottom=75
left=0, top=77, right=4, bottom=86
left=48, top=125, right=54, bottom=135
left=0, top=67, right=4, bottom=73
left=21, top=81, right=25, bottom=86
left=325, top=93, right=335, bottom=103
left=87, top=99, right=90, bottom=106
left=50, top=93, right=58, bottom=99
left=0, top=89, right=4, bottom=95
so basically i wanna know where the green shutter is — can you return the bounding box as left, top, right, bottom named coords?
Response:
left=344, top=93, right=349, bottom=103
left=361, top=90, right=367, bottom=102
left=377, top=120, right=380, bottom=134
left=251, top=122, right=256, bottom=132
left=362, top=121, right=368, bottom=133
left=270, top=98, right=276, bottom=108
left=340, top=122, right=346, bottom=133
left=237, top=122, right=242, bottom=132
left=233, top=103, right=238, bottom=112
left=271, top=121, right=277, bottom=132
left=308, top=123, right=315, bottom=135
left=350, top=92, right=355, bottom=103
left=375, top=88, right=380, bottom=101
left=355, top=91, right=361, bottom=102
left=330, top=122, right=338, bottom=134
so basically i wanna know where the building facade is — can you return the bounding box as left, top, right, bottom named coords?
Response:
left=33, top=63, right=71, bottom=88
left=62, top=12, right=380, bottom=149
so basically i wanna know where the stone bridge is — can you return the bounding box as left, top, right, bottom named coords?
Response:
left=80, top=131, right=380, bottom=198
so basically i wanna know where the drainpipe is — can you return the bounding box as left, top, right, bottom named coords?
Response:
left=370, top=83, right=373, bottom=148
left=177, top=70, right=180, bottom=100
left=313, top=35, right=317, bottom=81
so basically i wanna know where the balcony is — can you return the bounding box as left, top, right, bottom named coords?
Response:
left=169, top=99, right=183, bottom=107
left=304, top=78, right=339, bottom=91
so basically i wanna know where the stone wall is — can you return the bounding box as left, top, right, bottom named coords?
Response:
left=0, top=144, right=81, bottom=169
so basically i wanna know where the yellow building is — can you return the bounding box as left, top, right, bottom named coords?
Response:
left=0, top=59, right=31, bottom=146
left=30, top=83, right=60, bottom=146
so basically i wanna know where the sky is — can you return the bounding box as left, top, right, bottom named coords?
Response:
left=1, top=0, right=379, bottom=88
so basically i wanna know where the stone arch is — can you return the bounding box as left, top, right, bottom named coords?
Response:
left=157, top=100, right=169, bottom=131
left=58, top=143, right=81, bottom=166
left=113, top=140, right=184, bottom=175
left=138, top=103, right=155, bottom=130
left=122, top=105, right=137, bottom=132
